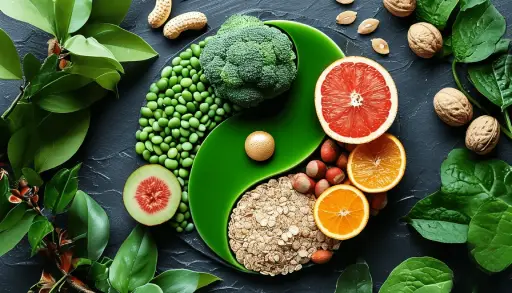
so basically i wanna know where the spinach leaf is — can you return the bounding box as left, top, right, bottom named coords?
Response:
left=0, top=0, right=55, bottom=35
left=0, top=210, right=37, bottom=257
left=379, top=257, right=453, bottom=293
left=133, top=284, right=164, bottom=293
left=492, top=54, right=512, bottom=109
left=109, top=225, right=158, bottom=293
left=0, top=28, right=22, bottom=80
left=440, top=149, right=512, bottom=216
left=468, top=200, right=512, bottom=273
left=68, top=190, right=110, bottom=261
left=460, top=0, right=486, bottom=10
left=69, top=0, right=92, bottom=33
left=334, top=261, right=372, bottom=293
left=494, top=39, right=510, bottom=55
left=88, top=0, right=131, bottom=25
left=28, top=215, right=53, bottom=256
left=416, top=0, right=459, bottom=30
left=22, top=167, right=44, bottom=187
left=151, top=269, right=221, bottom=293
left=43, top=163, right=81, bottom=214
left=404, top=191, right=470, bottom=243
left=452, top=1, right=506, bottom=63
left=22, top=53, right=41, bottom=84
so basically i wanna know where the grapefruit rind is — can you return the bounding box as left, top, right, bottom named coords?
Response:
left=315, top=56, right=398, bottom=144
left=347, top=133, right=406, bottom=193
left=313, top=184, right=370, bottom=240
left=123, top=164, right=181, bottom=226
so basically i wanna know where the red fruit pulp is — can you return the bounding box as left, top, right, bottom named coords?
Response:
left=135, top=176, right=170, bottom=214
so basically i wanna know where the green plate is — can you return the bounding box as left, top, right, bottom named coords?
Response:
left=188, top=20, right=344, bottom=271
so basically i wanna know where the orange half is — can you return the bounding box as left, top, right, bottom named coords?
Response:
left=313, top=185, right=370, bottom=240
left=347, top=133, right=406, bottom=193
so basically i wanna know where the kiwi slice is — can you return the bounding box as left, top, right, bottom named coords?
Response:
left=123, top=164, right=181, bottom=226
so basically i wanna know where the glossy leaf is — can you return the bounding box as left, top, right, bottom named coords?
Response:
left=133, top=284, right=164, bottom=293
left=452, top=1, right=506, bottom=63
left=460, top=0, right=486, bottom=10
left=151, top=269, right=221, bottom=293
left=23, top=53, right=41, bottom=83
left=440, top=149, right=512, bottom=216
left=69, top=0, right=93, bottom=33
left=0, top=176, right=12, bottom=221
left=37, top=73, right=93, bottom=95
left=8, top=126, right=37, bottom=179
left=24, top=55, right=66, bottom=99
left=64, top=35, right=124, bottom=72
left=416, top=0, right=458, bottom=30
left=67, top=54, right=121, bottom=91
left=68, top=190, right=110, bottom=261
left=0, top=28, right=22, bottom=80
left=35, top=82, right=108, bottom=114
left=43, top=163, right=81, bottom=214
left=54, top=0, right=75, bottom=41
left=80, top=23, right=158, bottom=62
left=468, top=200, right=512, bottom=273
left=89, top=257, right=113, bottom=293
left=34, top=110, right=90, bottom=173
left=28, top=216, right=53, bottom=256
left=0, top=203, right=28, bottom=233
left=22, top=167, right=44, bottom=187
left=379, top=257, right=453, bottom=293
left=492, top=54, right=512, bottom=109
left=334, top=261, right=372, bottom=293
left=109, top=225, right=158, bottom=293
left=89, top=0, right=131, bottom=25
left=0, top=0, right=55, bottom=34
left=494, top=39, right=510, bottom=55
left=0, top=210, right=36, bottom=257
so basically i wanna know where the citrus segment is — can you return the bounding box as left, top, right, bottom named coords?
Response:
left=347, top=133, right=406, bottom=193
left=315, top=56, right=398, bottom=144
left=314, top=185, right=369, bottom=240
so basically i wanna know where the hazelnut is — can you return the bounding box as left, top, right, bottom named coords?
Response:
left=383, top=0, right=416, bottom=17
left=433, top=88, right=473, bottom=126
left=407, top=22, right=443, bottom=58
left=465, top=115, right=500, bottom=155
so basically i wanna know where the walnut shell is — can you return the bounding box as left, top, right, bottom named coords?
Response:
left=465, top=115, right=500, bottom=155
left=383, top=0, right=416, bottom=17
left=433, top=88, right=473, bottom=126
left=407, top=22, right=443, bottom=58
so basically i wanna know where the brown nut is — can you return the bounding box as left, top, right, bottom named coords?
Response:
left=148, top=0, right=172, bottom=28
left=337, top=0, right=355, bottom=3
left=371, top=38, right=390, bottom=55
left=163, top=12, right=207, bottom=40
left=383, top=0, right=416, bottom=17
left=336, top=11, right=357, bottom=25
left=407, top=22, right=443, bottom=58
left=433, top=87, right=473, bottom=126
left=358, top=18, right=380, bottom=35
left=465, top=115, right=500, bottom=155
left=311, top=250, right=333, bottom=264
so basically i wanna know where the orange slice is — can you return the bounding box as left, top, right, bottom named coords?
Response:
left=347, top=133, right=406, bottom=193
left=313, top=185, right=370, bottom=240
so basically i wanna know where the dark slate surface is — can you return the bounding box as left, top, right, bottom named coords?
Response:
left=1, top=0, right=512, bottom=292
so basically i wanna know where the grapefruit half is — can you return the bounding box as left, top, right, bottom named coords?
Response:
left=315, top=56, right=398, bottom=144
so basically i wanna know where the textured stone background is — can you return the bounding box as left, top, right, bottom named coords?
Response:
left=1, top=0, right=512, bottom=292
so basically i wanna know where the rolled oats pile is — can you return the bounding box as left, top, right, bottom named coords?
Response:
left=228, top=176, right=341, bottom=276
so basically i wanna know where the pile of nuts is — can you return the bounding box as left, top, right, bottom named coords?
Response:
left=148, top=0, right=207, bottom=40
left=228, top=176, right=340, bottom=276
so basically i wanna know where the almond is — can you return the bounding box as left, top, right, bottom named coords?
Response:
left=311, top=250, right=333, bottom=264
left=371, top=38, right=390, bottom=55
left=336, top=11, right=357, bottom=25
left=357, top=18, right=379, bottom=34
left=336, top=0, right=355, bottom=4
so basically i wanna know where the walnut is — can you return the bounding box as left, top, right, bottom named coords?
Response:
left=407, top=22, right=443, bottom=58
left=383, top=0, right=416, bottom=17
left=433, top=88, right=473, bottom=126
left=465, top=115, right=500, bottom=155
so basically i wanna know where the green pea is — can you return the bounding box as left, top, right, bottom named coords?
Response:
left=216, top=108, right=225, bottom=116
left=209, top=121, right=217, bottom=130
left=200, top=74, right=208, bottom=83
left=149, top=133, right=155, bottom=139
left=199, top=103, right=209, bottom=113
left=180, top=128, right=190, bottom=137
left=161, top=66, right=173, bottom=78
left=174, top=170, right=179, bottom=176
left=175, top=213, right=185, bottom=222
left=173, top=65, right=183, bottom=74
left=153, top=145, right=163, bottom=156
left=150, top=83, right=159, bottom=93
left=168, top=148, right=178, bottom=158
left=180, top=220, right=188, bottom=228
left=189, top=133, right=199, bottom=144
left=180, top=60, right=190, bottom=67
left=185, top=223, right=194, bottom=232
left=146, top=92, right=157, bottom=101
left=193, top=145, right=200, bottom=153
left=214, top=116, right=222, bottom=122
left=179, top=202, right=188, bottom=213
left=208, top=109, right=215, bottom=117
left=181, top=192, right=189, bottom=203
left=152, top=122, right=162, bottom=132
left=157, top=118, right=168, bottom=127
left=157, top=155, right=166, bottom=165
left=180, top=114, right=191, bottom=121
left=171, top=84, right=182, bottom=93
left=205, top=97, right=213, bottom=104
left=168, top=117, right=180, bottom=128
left=190, top=56, right=200, bottom=68
left=180, top=50, right=193, bottom=60
left=178, top=168, right=189, bottom=178
left=192, top=74, right=199, bottom=83
left=169, top=76, right=178, bottom=87
left=199, top=91, right=209, bottom=99
left=178, top=77, right=192, bottom=88
left=198, top=124, right=206, bottom=132
left=181, top=151, right=189, bottom=158
left=182, top=142, right=193, bottom=151
left=164, top=136, right=172, bottom=144
left=194, top=111, right=202, bottom=119
left=175, top=105, right=187, bottom=114
left=194, top=81, right=205, bottom=92
left=172, top=57, right=181, bottom=66
left=135, top=142, right=145, bottom=154
left=156, top=79, right=168, bottom=91
left=180, top=137, right=187, bottom=143
left=188, top=117, right=200, bottom=129
left=178, top=177, right=185, bottom=186
left=154, top=111, right=162, bottom=120
left=182, top=68, right=190, bottom=78
left=157, top=98, right=164, bottom=108
left=139, top=131, right=149, bottom=141
left=182, top=90, right=193, bottom=102
left=223, top=103, right=232, bottom=113
left=210, top=104, right=218, bottom=111
left=182, top=158, right=193, bottom=168
left=151, top=135, right=163, bottom=144
left=175, top=226, right=183, bottom=233
left=200, top=115, right=209, bottom=124
left=171, top=99, right=178, bottom=106
left=145, top=101, right=156, bottom=111
left=138, top=118, right=148, bottom=127
left=199, top=41, right=206, bottom=47
left=149, top=155, right=159, bottom=164
left=141, top=107, right=153, bottom=117
left=186, top=102, right=196, bottom=112
left=145, top=140, right=154, bottom=152
left=171, top=129, right=180, bottom=138
left=142, top=150, right=151, bottom=161
left=181, top=120, right=190, bottom=129
left=165, top=106, right=175, bottom=116
left=142, top=126, right=153, bottom=133
left=178, top=96, right=186, bottom=105
left=178, top=76, right=183, bottom=83
left=191, top=44, right=201, bottom=57
left=160, top=131, right=166, bottom=137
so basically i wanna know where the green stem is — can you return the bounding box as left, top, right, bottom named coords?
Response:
left=505, top=109, right=512, bottom=132
left=50, top=274, right=67, bottom=293
left=1, top=87, right=25, bottom=120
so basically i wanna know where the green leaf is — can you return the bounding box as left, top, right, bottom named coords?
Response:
left=492, top=54, right=512, bottom=109
left=69, top=0, right=92, bottom=33
left=460, top=0, right=486, bottom=10
left=73, top=258, right=93, bottom=268
left=404, top=191, right=471, bottom=243
left=67, top=55, right=121, bottom=91
left=440, top=35, right=453, bottom=57
left=133, top=284, right=164, bottom=293
left=68, top=190, right=110, bottom=261
left=416, top=0, right=459, bottom=30
left=22, top=167, right=44, bottom=186
left=452, top=1, right=506, bottom=63
left=0, top=210, right=36, bottom=257
left=151, top=269, right=221, bottom=293
left=0, top=118, right=11, bottom=150
left=24, top=55, right=67, bottom=99
left=494, top=39, right=510, bottom=55
left=334, top=261, right=372, bottom=293
left=89, top=257, right=113, bottom=293
left=37, top=73, right=93, bottom=96
left=468, top=200, right=512, bottom=273
left=34, top=110, right=90, bottom=173
left=43, top=163, right=81, bottom=214
left=440, top=149, right=512, bottom=216
left=80, top=23, right=158, bottom=62
left=23, top=53, right=41, bottom=83
left=54, top=0, right=75, bottom=41
left=0, top=28, right=22, bottom=80
left=8, top=126, right=37, bottom=179
left=379, top=257, right=453, bottom=293
left=64, top=35, right=124, bottom=72
left=0, top=0, right=55, bottom=34
left=0, top=203, right=28, bottom=233
left=35, top=82, right=108, bottom=114
left=28, top=216, right=53, bottom=256
left=89, top=0, right=131, bottom=25
left=109, top=225, right=158, bottom=293
left=0, top=175, right=12, bottom=221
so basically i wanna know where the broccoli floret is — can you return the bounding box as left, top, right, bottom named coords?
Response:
left=200, top=15, right=297, bottom=108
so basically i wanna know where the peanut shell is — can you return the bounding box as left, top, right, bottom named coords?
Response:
left=433, top=87, right=473, bottom=126
left=336, top=11, right=357, bottom=25
left=383, top=0, right=416, bottom=17
left=358, top=18, right=379, bottom=35
left=148, top=0, right=172, bottom=28
left=465, top=115, right=500, bottom=155
left=163, top=12, right=207, bottom=40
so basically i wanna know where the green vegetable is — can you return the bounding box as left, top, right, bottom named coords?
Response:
left=415, top=0, right=458, bottom=30
left=151, top=269, right=221, bottom=293
left=44, top=163, right=81, bottom=214
left=334, top=260, right=372, bottom=293
left=200, top=15, right=297, bottom=108
left=27, top=216, right=53, bottom=256
left=379, top=257, right=453, bottom=293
